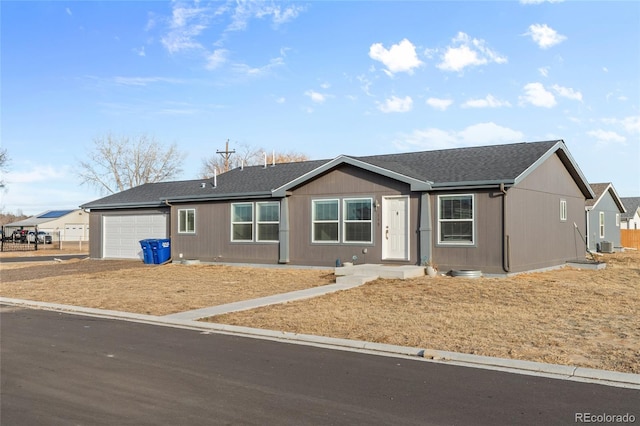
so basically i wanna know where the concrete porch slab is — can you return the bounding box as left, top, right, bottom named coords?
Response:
left=335, top=264, right=425, bottom=280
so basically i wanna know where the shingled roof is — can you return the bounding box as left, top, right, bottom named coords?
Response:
left=621, top=197, right=640, bottom=220
left=585, top=182, right=626, bottom=212
left=81, top=140, right=592, bottom=209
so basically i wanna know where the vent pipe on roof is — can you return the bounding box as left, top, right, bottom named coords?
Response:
left=272, top=150, right=275, bottom=167
left=213, top=168, right=217, bottom=188
left=240, top=159, right=244, bottom=171
left=263, top=152, right=267, bottom=168
left=200, top=182, right=206, bottom=189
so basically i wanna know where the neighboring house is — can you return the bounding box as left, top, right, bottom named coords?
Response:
left=584, top=183, right=626, bottom=252
left=81, top=140, right=594, bottom=274
left=620, top=197, right=640, bottom=230
left=3, top=209, right=90, bottom=241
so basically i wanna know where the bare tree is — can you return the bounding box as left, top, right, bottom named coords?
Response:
left=199, top=142, right=309, bottom=178
left=79, top=133, right=185, bottom=194
left=0, top=148, right=9, bottom=188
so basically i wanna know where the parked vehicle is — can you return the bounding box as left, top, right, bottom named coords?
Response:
left=27, top=231, right=53, bottom=244
left=11, top=229, right=28, bottom=243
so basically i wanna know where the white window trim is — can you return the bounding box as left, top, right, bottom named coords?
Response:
left=256, top=201, right=280, bottom=242
left=231, top=203, right=254, bottom=242
left=312, top=199, right=340, bottom=243
left=437, top=194, right=475, bottom=246
left=560, top=199, right=567, bottom=222
left=599, top=211, right=605, bottom=239
left=342, top=198, right=373, bottom=244
left=178, top=208, right=196, bottom=234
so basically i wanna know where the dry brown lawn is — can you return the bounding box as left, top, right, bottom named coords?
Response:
left=1, top=251, right=639, bottom=374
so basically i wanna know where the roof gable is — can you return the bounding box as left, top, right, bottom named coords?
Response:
left=586, top=182, right=626, bottom=212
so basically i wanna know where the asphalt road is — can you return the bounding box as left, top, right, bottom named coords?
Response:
left=1, top=306, right=638, bottom=426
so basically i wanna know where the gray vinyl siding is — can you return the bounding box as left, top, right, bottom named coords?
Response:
left=587, top=192, right=622, bottom=250
left=169, top=201, right=280, bottom=264
left=287, top=165, right=418, bottom=266
left=87, top=207, right=170, bottom=259
left=169, top=165, right=419, bottom=267
left=431, top=190, right=503, bottom=274
left=506, top=153, right=585, bottom=272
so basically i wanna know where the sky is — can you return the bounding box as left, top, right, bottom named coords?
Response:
left=1, top=0, right=639, bottom=216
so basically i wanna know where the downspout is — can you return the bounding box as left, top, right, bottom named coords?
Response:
left=163, top=199, right=174, bottom=264
left=278, top=197, right=290, bottom=264
left=500, top=183, right=510, bottom=273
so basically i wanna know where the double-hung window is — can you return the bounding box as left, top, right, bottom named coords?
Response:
left=178, top=209, right=195, bottom=234
left=231, top=202, right=280, bottom=242
left=312, top=198, right=373, bottom=243
left=232, top=203, right=253, bottom=241
left=312, top=199, right=339, bottom=242
left=599, top=212, right=605, bottom=238
left=257, top=202, right=280, bottom=242
left=438, top=194, right=474, bottom=244
left=343, top=198, right=372, bottom=243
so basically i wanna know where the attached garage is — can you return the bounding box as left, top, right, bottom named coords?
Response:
left=103, top=214, right=168, bottom=259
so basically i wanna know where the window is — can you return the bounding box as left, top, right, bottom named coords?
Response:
left=232, top=203, right=253, bottom=241
left=438, top=195, right=474, bottom=244
left=343, top=198, right=373, bottom=243
left=312, top=199, right=339, bottom=242
left=560, top=199, right=567, bottom=221
left=616, top=213, right=620, bottom=227
left=178, top=209, right=195, bottom=233
left=599, top=211, right=605, bottom=238
left=257, top=202, right=280, bottom=242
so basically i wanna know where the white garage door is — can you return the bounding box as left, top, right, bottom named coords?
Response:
left=103, top=214, right=168, bottom=259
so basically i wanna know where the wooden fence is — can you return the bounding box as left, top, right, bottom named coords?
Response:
left=621, top=229, right=640, bottom=250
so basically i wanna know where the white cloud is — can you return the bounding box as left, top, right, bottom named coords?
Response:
left=551, top=84, right=583, bottom=101
left=526, top=24, right=566, bottom=49
left=5, top=164, right=68, bottom=184
left=369, top=39, right=423, bottom=75
left=227, top=2, right=305, bottom=32
left=520, top=0, right=564, bottom=4
left=519, top=82, right=556, bottom=108
left=133, top=46, right=146, bottom=57
left=587, top=129, right=626, bottom=146
left=602, top=116, right=640, bottom=134
left=426, top=97, right=453, bottom=111
left=437, top=32, right=507, bottom=72
left=231, top=54, right=285, bottom=77
left=305, top=90, right=327, bottom=103
left=462, top=94, right=511, bottom=108
left=395, top=122, right=524, bottom=151
left=205, top=49, right=229, bottom=70
left=161, top=4, right=209, bottom=54
left=538, top=66, right=550, bottom=77
left=65, top=7, right=72, bottom=16
left=378, top=96, right=413, bottom=113
left=112, top=76, right=183, bottom=86
left=275, top=97, right=285, bottom=104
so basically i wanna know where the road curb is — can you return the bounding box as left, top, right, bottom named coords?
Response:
left=2, top=297, right=639, bottom=389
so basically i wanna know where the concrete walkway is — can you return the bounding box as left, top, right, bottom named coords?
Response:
left=163, top=280, right=366, bottom=321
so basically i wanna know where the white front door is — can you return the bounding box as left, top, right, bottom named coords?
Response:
left=382, top=196, right=409, bottom=260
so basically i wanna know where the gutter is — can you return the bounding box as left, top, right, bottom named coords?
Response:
left=500, top=183, right=510, bottom=273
